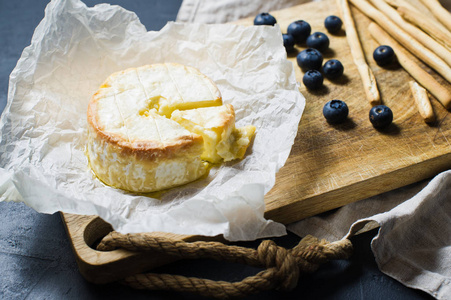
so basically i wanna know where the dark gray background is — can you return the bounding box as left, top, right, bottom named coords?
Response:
left=0, top=0, right=435, bottom=299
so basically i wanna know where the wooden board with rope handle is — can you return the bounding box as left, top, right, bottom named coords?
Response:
left=62, top=0, right=451, bottom=291
left=61, top=213, right=352, bottom=298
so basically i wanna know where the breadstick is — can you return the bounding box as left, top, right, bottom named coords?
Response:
left=384, top=0, right=417, bottom=12
left=369, top=22, right=451, bottom=109
left=349, top=0, right=451, bottom=84
left=384, top=0, right=448, bottom=32
left=369, top=0, right=451, bottom=67
left=409, top=81, right=435, bottom=123
left=398, top=6, right=451, bottom=52
left=418, top=0, right=451, bottom=32
left=336, top=0, right=380, bottom=105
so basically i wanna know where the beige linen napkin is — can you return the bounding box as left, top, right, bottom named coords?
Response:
left=176, top=1, right=451, bottom=299
left=176, top=0, right=450, bottom=23
left=289, top=172, right=451, bottom=300
left=176, top=0, right=314, bottom=24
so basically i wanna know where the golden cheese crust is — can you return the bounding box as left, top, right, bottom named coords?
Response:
left=86, top=63, right=223, bottom=192
left=87, top=63, right=255, bottom=193
left=87, top=88, right=204, bottom=162
left=87, top=63, right=221, bottom=161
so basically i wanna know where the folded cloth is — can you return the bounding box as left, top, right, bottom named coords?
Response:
left=176, top=0, right=314, bottom=24
left=176, top=1, right=451, bottom=299
left=289, top=171, right=451, bottom=300
left=176, top=0, right=450, bottom=23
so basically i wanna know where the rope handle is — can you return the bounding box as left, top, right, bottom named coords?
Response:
left=97, top=232, right=353, bottom=299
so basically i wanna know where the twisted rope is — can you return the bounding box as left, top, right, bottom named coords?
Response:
left=97, top=233, right=353, bottom=299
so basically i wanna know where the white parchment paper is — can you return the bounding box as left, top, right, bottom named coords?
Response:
left=0, top=0, right=305, bottom=241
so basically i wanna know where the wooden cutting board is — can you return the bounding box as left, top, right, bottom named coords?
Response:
left=62, top=0, right=451, bottom=283
left=237, top=0, right=451, bottom=224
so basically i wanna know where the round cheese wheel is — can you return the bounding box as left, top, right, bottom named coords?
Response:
left=87, top=63, right=222, bottom=193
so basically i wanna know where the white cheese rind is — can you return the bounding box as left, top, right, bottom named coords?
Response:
left=87, top=63, right=255, bottom=193
left=87, top=123, right=208, bottom=193
left=87, top=63, right=218, bottom=193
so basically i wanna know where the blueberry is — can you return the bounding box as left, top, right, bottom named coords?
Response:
left=306, top=32, right=330, bottom=52
left=369, top=105, right=393, bottom=128
left=283, top=34, right=295, bottom=52
left=373, top=45, right=395, bottom=66
left=303, top=70, right=324, bottom=90
left=323, top=59, right=344, bottom=80
left=254, top=13, right=277, bottom=26
left=297, top=48, right=323, bottom=71
left=324, top=15, right=343, bottom=34
left=287, top=20, right=311, bottom=44
left=323, top=100, right=349, bottom=123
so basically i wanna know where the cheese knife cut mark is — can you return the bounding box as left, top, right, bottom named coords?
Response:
left=112, top=92, right=131, bottom=144
left=135, top=68, right=152, bottom=110
left=164, top=63, right=185, bottom=109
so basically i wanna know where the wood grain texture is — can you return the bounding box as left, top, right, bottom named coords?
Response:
left=63, top=0, right=451, bottom=282
left=232, top=0, right=451, bottom=224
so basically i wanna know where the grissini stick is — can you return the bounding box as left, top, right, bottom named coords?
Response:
left=349, top=0, right=451, bottom=84
left=384, top=0, right=448, bottom=32
left=384, top=0, right=417, bottom=11
left=418, top=0, right=451, bottom=32
left=397, top=5, right=451, bottom=52
left=384, top=0, right=418, bottom=12
left=409, top=81, right=436, bottom=123
left=336, top=0, right=380, bottom=105
left=368, top=22, right=451, bottom=109
left=369, top=0, right=451, bottom=67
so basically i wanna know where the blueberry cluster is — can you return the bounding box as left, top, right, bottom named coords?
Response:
left=254, top=12, right=394, bottom=128
left=284, top=16, right=347, bottom=123
left=289, top=17, right=344, bottom=92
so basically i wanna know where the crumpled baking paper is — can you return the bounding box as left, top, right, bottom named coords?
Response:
left=0, top=0, right=305, bottom=241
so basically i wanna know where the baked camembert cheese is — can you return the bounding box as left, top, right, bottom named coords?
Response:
left=87, top=63, right=255, bottom=193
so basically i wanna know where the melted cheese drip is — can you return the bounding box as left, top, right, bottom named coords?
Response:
left=171, top=104, right=255, bottom=163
